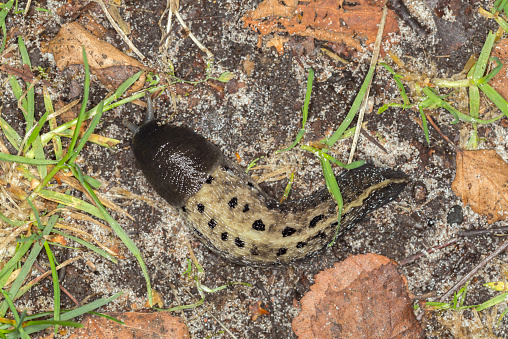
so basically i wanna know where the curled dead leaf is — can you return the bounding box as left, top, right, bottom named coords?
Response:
left=292, top=254, right=423, bottom=338
left=44, top=22, right=147, bottom=91
left=145, top=290, right=164, bottom=308
left=452, top=150, right=508, bottom=223
left=250, top=300, right=271, bottom=321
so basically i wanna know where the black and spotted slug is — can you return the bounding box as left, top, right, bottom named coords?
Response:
left=125, top=99, right=409, bottom=266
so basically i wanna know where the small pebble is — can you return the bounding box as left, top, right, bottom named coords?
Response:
left=447, top=205, right=464, bottom=225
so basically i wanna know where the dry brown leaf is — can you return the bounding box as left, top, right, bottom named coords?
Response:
left=249, top=300, right=271, bottom=321
left=243, top=0, right=399, bottom=51
left=452, top=150, right=508, bottom=223
left=243, top=56, right=255, bottom=76
left=44, top=22, right=147, bottom=91
left=489, top=38, right=508, bottom=101
left=144, top=290, right=165, bottom=308
left=248, top=0, right=299, bottom=20
left=68, top=312, right=190, bottom=338
left=266, top=36, right=289, bottom=54
left=292, top=254, right=423, bottom=338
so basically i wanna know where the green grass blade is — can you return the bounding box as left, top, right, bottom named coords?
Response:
left=37, top=190, right=105, bottom=220
left=51, top=230, right=117, bottom=263
left=380, top=63, right=409, bottom=105
left=43, top=242, right=60, bottom=334
left=71, top=166, right=153, bottom=306
left=469, top=85, right=480, bottom=119
left=0, top=1, right=14, bottom=24
left=0, top=240, right=32, bottom=284
left=300, top=145, right=365, bottom=169
left=475, top=291, right=508, bottom=312
left=43, top=86, right=63, bottom=159
left=67, top=46, right=90, bottom=155
left=479, top=57, right=503, bottom=84
left=17, top=37, right=34, bottom=134
left=478, top=83, right=508, bottom=118
left=68, top=100, right=104, bottom=165
left=32, top=136, right=47, bottom=179
left=277, top=68, right=314, bottom=153
left=423, top=87, right=504, bottom=124
left=38, top=72, right=144, bottom=146
left=418, top=105, right=430, bottom=144
left=473, top=31, right=496, bottom=80
left=9, top=292, right=123, bottom=337
left=0, top=118, right=22, bottom=151
left=319, top=157, right=343, bottom=247
left=326, top=64, right=376, bottom=146
left=0, top=153, right=58, bottom=165
left=0, top=22, right=6, bottom=55
left=0, top=213, right=59, bottom=316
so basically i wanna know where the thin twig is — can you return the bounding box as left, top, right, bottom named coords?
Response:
left=20, top=254, right=85, bottom=301
left=424, top=113, right=458, bottom=149
left=95, top=0, right=145, bottom=60
left=360, top=128, right=388, bottom=153
left=34, top=261, right=81, bottom=307
left=348, top=6, right=387, bottom=163
left=459, top=227, right=508, bottom=237
left=439, top=238, right=508, bottom=302
left=173, top=10, right=213, bottom=61
left=398, top=238, right=458, bottom=266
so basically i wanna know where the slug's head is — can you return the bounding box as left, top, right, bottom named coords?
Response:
left=124, top=97, right=223, bottom=207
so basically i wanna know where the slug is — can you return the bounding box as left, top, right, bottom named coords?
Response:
left=125, top=98, right=409, bottom=266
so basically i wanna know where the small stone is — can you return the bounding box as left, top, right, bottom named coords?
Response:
left=447, top=205, right=464, bottom=225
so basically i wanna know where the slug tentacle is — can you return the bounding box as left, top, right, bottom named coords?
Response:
left=128, top=101, right=409, bottom=265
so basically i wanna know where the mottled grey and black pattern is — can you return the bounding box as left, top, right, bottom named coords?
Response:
left=126, top=99, right=409, bottom=266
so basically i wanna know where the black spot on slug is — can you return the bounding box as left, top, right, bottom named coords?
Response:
left=228, top=197, right=238, bottom=209
left=205, top=176, right=214, bottom=184
left=247, top=182, right=254, bottom=188
left=252, top=219, right=265, bottom=231
left=250, top=247, right=259, bottom=256
left=282, top=227, right=296, bottom=237
left=296, top=242, right=306, bottom=248
left=221, top=165, right=230, bottom=172
left=242, top=204, right=250, bottom=212
left=309, top=215, right=325, bottom=228
left=221, top=232, right=228, bottom=241
left=277, top=248, right=287, bottom=256
left=330, top=221, right=339, bottom=228
left=319, top=231, right=327, bottom=239
left=208, top=219, right=217, bottom=229
left=197, top=203, right=205, bottom=213
left=181, top=206, right=186, bottom=212
left=235, top=237, right=245, bottom=248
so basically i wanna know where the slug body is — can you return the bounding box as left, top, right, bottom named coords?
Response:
left=128, top=101, right=409, bottom=266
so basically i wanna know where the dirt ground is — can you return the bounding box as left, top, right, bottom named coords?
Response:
left=1, top=0, right=508, bottom=338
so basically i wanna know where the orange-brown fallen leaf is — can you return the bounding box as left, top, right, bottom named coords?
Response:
left=243, top=0, right=399, bottom=52
left=490, top=38, right=508, bottom=101
left=266, top=36, right=290, bottom=54
left=250, top=300, right=271, bottom=321
left=452, top=150, right=508, bottom=223
left=68, top=312, right=190, bottom=339
left=292, top=254, right=423, bottom=338
left=243, top=56, right=255, bottom=76
left=43, top=22, right=147, bottom=91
